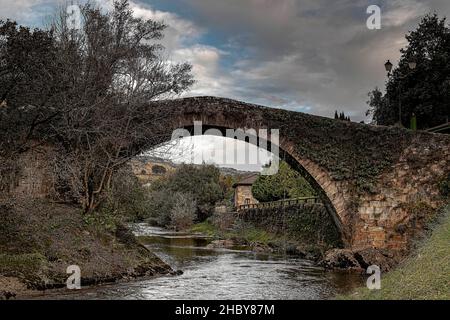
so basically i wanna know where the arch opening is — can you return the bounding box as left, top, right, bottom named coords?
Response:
left=137, top=123, right=346, bottom=244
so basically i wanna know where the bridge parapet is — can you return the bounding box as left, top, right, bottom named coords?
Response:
left=237, top=196, right=319, bottom=212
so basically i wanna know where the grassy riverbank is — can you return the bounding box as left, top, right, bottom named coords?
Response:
left=341, top=204, right=450, bottom=300
left=0, top=199, right=172, bottom=299
left=190, top=219, right=325, bottom=258
left=191, top=221, right=275, bottom=244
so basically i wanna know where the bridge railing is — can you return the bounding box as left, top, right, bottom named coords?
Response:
left=237, top=196, right=320, bottom=212
left=426, top=121, right=450, bottom=134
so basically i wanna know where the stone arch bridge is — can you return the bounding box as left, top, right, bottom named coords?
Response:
left=13, top=97, right=450, bottom=252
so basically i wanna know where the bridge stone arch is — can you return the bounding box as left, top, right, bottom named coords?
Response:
left=136, top=96, right=450, bottom=251
left=9, top=96, right=450, bottom=252
left=168, top=123, right=349, bottom=244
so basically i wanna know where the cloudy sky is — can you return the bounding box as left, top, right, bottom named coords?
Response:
left=2, top=0, right=450, bottom=170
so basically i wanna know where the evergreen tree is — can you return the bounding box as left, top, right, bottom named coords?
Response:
left=367, top=14, right=450, bottom=129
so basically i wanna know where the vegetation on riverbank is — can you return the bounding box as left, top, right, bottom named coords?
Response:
left=108, top=164, right=235, bottom=230
left=190, top=209, right=335, bottom=259
left=0, top=1, right=190, bottom=298
left=191, top=221, right=275, bottom=245
left=0, top=199, right=172, bottom=299
left=340, top=204, right=450, bottom=300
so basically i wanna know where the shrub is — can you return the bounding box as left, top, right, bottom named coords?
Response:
left=105, top=164, right=227, bottom=227
left=102, top=167, right=150, bottom=222
left=83, top=209, right=119, bottom=233
left=152, top=164, right=225, bottom=221
left=169, top=193, right=197, bottom=231
left=146, top=190, right=174, bottom=227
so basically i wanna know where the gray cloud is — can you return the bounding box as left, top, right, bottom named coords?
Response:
left=3, top=0, right=449, bottom=169
left=2, top=0, right=450, bottom=122
left=172, top=0, right=450, bottom=120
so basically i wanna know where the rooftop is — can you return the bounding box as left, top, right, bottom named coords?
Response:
left=232, top=173, right=259, bottom=188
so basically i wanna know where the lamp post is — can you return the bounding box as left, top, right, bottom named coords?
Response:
left=384, top=60, right=393, bottom=76
left=384, top=59, right=416, bottom=127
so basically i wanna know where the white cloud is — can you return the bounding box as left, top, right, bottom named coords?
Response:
left=127, top=1, right=202, bottom=52
left=150, top=135, right=272, bottom=172
left=117, top=1, right=233, bottom=98
left=173, top=45, right=234, bottom=97
left=0, top=0, right=45, bottom=23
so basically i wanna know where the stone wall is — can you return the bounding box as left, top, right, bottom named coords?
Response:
left=350, top=137, right=450, bottom=251
left=234, top=185, right=259, bottom=208
left=239, top=203, right=343, bottom=248
left=285, top=136, right=450, bottom=251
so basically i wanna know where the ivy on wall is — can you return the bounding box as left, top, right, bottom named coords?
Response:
left=252, top=161, right=316, bottom=202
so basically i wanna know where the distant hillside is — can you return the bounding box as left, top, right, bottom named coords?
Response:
left=131, top=155, right=258, bottom=184
left=215, top=166, right=258, bottom=177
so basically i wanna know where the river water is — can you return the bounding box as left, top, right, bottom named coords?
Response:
left=35, top=223, right=363, bottom=300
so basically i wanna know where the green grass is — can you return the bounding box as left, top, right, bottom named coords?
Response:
left=190, top=221, right=218, bottom=236
left=0, top=253, right=48, bottom=279
left=341, top=204, right=450, bottom=300
left=190, top=221, right=276, bottom=245
left=237, top=227, right=275, bottom=244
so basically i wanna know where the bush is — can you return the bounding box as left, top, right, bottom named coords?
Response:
left=152, top=164, right=225, bottom=221
left=83, top=209, right=119, bottom=233
left=105, top=164, right=227, bottom=228
left=170, top=193, right=197, bottom=231
left=102, top=167, right=151, bottom=222
left=139, top=190, right=173, bottom=226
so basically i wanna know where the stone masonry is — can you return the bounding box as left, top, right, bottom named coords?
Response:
left=9, top=97, right=450, bottom=253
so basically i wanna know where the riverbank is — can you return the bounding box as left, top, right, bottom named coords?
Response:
left=340, top=204, right=450, bottom=300
left=187, top=204, right=344, bottom=262
left=0, top=199, right=172, bottom=299
left=190, top=219, right=326, bottom=260
left=22, top=223, right=363, bottom=299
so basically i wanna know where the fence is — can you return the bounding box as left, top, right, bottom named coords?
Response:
left=237, top=196, right=320, bottom=211
left=426, top=121, right=450, bottom=134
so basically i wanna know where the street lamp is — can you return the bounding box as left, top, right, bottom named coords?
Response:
left=385, top=60, right=393, bottom=75
left=384, top=59, right=417, bottom=127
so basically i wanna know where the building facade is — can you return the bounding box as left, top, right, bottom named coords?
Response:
left=232, top=174, right=259, bottom=209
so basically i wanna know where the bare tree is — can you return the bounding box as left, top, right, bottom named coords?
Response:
left=0, top=0, right=194, bottom=211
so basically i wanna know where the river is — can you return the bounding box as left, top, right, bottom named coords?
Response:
left=35, top=223, right=363, bottom=300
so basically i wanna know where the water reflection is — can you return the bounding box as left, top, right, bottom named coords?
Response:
left=34, top=224, right=363, bottom=300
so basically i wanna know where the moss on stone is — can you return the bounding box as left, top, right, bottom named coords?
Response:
left=239, top=203, right=343, bottom=250
left=340, top=204, right=450, bottom=300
